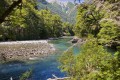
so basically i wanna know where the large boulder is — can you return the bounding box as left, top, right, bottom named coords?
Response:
left=71, top=36, right=79, bottom=43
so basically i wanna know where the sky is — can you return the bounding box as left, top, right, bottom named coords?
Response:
left=46, top=0, right=84, bottom=3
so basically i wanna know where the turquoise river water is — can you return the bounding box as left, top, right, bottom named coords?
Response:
left=0, top=38, right=80, bottom=80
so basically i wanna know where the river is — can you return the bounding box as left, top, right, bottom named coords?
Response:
left=0, top=38, right=80, bottom=80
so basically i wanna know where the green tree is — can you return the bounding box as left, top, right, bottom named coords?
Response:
left=74, top=0, right=120, bottom=48
left=0, top=0, right=63, bottom=41
left=98, top=20, right=120, bottom=47
left=38, top=9, right=63, bottom=38
left=59, top=49, right=75, bottom=77
left=62, top=22, right=74, bottom=36
left=59, top=38, right=120, bottom=80
left=74, top=3, right=103, bottom=37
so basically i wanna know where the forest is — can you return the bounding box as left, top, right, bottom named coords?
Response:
left=0, top=0, right=120, bottom=80
left=59, top=0, right=120, bottom=80
left=0, top=0, right=73, bottom=41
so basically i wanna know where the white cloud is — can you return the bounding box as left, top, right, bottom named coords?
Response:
left=47, top=0, right=57, bottom=3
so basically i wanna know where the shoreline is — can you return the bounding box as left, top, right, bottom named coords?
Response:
left=0, top=40, right=49, bottom=45
left=0, top=40, right=55, bottom=62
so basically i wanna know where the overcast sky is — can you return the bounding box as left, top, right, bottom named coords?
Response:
left=46, top=0, right=84, bottom=3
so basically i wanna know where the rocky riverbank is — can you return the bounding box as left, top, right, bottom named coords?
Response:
left=0, top=40, right=55, bottom=62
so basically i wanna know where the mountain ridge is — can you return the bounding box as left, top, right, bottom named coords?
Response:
left=37, top=0, right=76, bottom=23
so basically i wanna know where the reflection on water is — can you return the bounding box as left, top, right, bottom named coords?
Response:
left=0, top=38, right=80, bottom=80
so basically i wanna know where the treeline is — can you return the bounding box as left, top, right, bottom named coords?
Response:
left=0, top=0, right=74, bottom=41
left=59, top=0, right=120, bottom=80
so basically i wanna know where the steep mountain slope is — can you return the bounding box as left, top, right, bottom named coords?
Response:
left=37, top=0, right=77, bottom=23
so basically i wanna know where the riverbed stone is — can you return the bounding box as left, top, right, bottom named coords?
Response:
left=0, top=40, right=55, bottom=61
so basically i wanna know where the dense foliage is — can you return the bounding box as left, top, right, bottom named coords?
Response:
left=74, top=0, right=120, bottom=48
left=0, top=0, right=120, bottom=79
left=59, top=38, right=120, bottom=80
left=0, top=0, right=72, bottom=41
left=62, top=22, right=75, bottom=36
left=59, top=0, right=120, bottom=80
